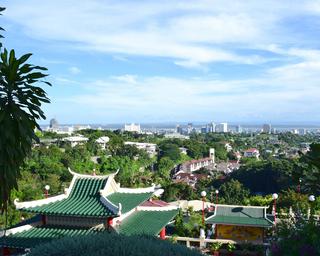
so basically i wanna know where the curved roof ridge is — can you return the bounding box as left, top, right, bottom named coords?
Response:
left=214, top=204, right=269, bottom=209
left=68, top=167, right=118, bottom=179
left=117, top=185, right=156, bottom=194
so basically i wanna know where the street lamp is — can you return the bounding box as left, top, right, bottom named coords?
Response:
left=215, top=190, right=219, bottom=204
left=297, top=178, right=302, bottom=194
left=44, top=185, right=50, bottom=198
left=309, top=195, right=316, bottom=219
left=272, top=193, right=278, bottom=225
left=201, top=191, right=206, bottom=225
left=309, top=195, right=315, bottom=202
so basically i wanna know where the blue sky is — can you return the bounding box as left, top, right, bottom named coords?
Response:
left=2, top=0, right=320, bottom=124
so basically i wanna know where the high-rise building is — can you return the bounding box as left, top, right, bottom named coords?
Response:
left=209, top=122, right=216, bottom=133
left=262, top=124, right=271, bottom=134
left=49, top=118, right=59, bottom=129
left=216, top=123, right=228, bottom=133
left=124, top=123, right=141, bottom=133
left=298, top=128, right=307, bottom=135
left=176, top=125, right=183, bottom=134
left=201, top=127, right=207, bottom=134
left=187, top=123, right=193, bottom=134
left=236, top=125, right=242, bottom=133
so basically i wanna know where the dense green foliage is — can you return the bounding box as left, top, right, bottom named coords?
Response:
left=162, top=183, right=196, bottom=202
left=271, top=215, right=320, bottom=256
left=218, top=179, right=250, bottom=205
left=174, top=209, right=204, bottom=237
left=299, top=144, right=320, bottom=195
left=1, top=127, right=320, bottom=228
left=0, top=7, right=4, bottom=49
left=29, top=233, right=202, bottom=256
left=230, top=159, right=296, bottom=194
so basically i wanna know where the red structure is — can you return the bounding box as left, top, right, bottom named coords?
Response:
left=2, top=247, right=10, bottom=256
left=41, top=215, right=47, bottom=225
left=107, top=217, right=113, bottom=226
left=159, top=228, right=166, bottom=240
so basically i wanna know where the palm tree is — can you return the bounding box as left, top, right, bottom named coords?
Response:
left=0, top=21, right=51, bottom=212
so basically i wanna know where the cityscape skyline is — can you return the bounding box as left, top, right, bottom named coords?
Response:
left=2, top=0, right=320, bottom=124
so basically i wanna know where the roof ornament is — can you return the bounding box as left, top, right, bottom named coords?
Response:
left=118, top=203, right=122, bottom=215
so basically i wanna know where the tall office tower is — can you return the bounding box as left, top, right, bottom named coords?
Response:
left=209, top=122, right=216, bottom=133
left=216, top=123, right=228, bottom=133
left=236, top=125, right=242, bottom=133
left=49, top=118, right=59, bottom=130
left=187, top=123, right=193, bottom=134
left=262, top=124, right=271, bottom=134
left=176, top=125, right=183, bottom=134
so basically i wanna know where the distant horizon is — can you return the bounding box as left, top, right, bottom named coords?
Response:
left=39, top=120, right=320, bottom=128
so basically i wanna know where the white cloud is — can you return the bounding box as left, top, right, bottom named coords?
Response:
left=60, top=61, right=320, bottom=122
left=69, top=66, right=81, bottom=75
left=4, top=0, right=318, bottom=68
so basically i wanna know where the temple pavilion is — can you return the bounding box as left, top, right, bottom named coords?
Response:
left=0, top=169, right=179, bottom=255
left=205, top=204, right=274, bottom=243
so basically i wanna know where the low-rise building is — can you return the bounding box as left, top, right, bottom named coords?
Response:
left=164, top=133, right=190, bottom=140
left=243, top=148, right=260, bottom=158
left=215, top=161, right=240, bottom=174
left=124, top=141, right=157, bottom=157
left=206, top=204, right=274, bottom=243
left=223, top=142, right=232, bottom=152
left=173, top=173, right=210, bottom=188
left=180, top=157, right=214, bottom=173
left=95, top=136, right=110, bottom=150
left=179, top=147, right=188, bottom=155
left=63, top=136, right=88, bottom=147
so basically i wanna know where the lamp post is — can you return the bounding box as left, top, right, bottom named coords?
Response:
left=44, top=185, right=50, bottom=199
left=297, top=178, right=302, bottom=198
left=201, top=191, right=206, bottom=225
left=215, top=190, right=219, bottom=204
left=272, top=193, right=278, bottom=225
left=308, top=195, right=316, bottom=220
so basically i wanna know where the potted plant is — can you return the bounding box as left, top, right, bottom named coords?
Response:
left=210, top=242, right=222, bottom=256
left=227, top=242, right=236, bottom=256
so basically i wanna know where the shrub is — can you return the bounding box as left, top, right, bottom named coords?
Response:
left=271, top=216, right=320, bottom=256
left=29, top=233, right=203, bottom=256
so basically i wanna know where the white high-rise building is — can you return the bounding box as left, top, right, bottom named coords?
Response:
left=124, top=123, right=141, bottom=133
left=298, top=128, right=307, bottom=135
left=236, top=125, right=242, bottom=133
left=216, top=123, right=228, bottom=133
left=209, top=122, right=216, bottom=133
left=262, top=124, right=271, bottom=134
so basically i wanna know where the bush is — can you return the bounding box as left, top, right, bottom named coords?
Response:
left=29, top=233, right=203, bottom=256
left=271, top=216, right=320, bottom=256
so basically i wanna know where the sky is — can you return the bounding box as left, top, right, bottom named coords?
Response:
left=2, top=0, right=320, bottom=124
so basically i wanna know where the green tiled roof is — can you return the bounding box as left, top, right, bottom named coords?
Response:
left=22, top=178, right=116, bottom=217
left=117, top=210, right=178, bottom=236
left=0, top=225, right=105, bottom=249
left=206, top=206, right=273, bottom=228
left=106, top=192, right=153, bottom=213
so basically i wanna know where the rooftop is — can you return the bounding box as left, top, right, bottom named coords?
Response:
left=116, top=209, right=178, bottom=236
left=206, top=204, right=273, bottom=228
left=0, top=225, right=105, bottom=249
